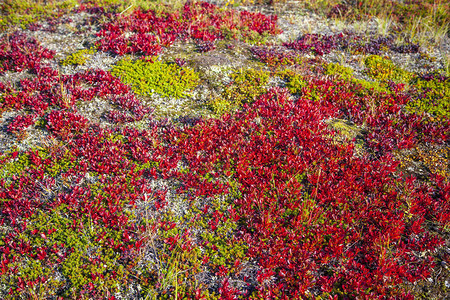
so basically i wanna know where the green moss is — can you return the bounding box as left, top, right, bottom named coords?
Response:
left=60, top=48, right=96, bottom=66
left=227, top=67, right=270, bottom=103
left=407, top=75, right=450, bottom=118
left=325, top=119, right=366, bottom=155
left=209, top=97, right=237, bottom=116
left=364, top=55, right=412, bottom=83
left=209, top=68, right=270, bottom=115
left=325, top=62, right=354, bottom=80
left=352, top=78, right=391, bottom=96
left=327, top=119, right=363, bottom=140
left=323, top=62, right=393, bottom=96
left=0, top=152, right=30, bottom=179
left=111, top=58, right=199, bottom=98
left=288, top=75, right=308, bottom=95
left=222, top=68, right=269, bottom=109
left=277, top=70, right=308, bottom=95
left=0, top=0, right=78, bottom=30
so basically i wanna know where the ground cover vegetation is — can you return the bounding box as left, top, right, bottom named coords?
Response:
left=0, top=0, right=449, bottom=299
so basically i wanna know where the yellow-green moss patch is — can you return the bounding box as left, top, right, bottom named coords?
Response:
left=210, top=68, right=270, bottom=115
left=111, top=58, right=200, bottom=98
left=325, top=62, right=354, bottom=80
left=60, top=48, right=96, bottom=66
left=364, top=55, right=412, bottom=83
left=407, top=75, right=449, bottom=118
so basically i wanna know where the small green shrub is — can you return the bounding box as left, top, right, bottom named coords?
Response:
left=287, top=75, right=308, bottom=95
left=210, top=97, right=236, bottom=116
left=364, top=55, right=412, bottom=83
left=111, top=58, right=199, bottom=98
left=60, top=48, right=96, bottom=66
left=325, top=62, right=354, bottom=80
left=278, top=70, right=325, bottom=102
left=0, top=152, right=30, bottom=179
left=279, top=70, right=307, bottom=95
left=324, top=62, right=393, bottom=96
left=226, top=68, right=270, bottom=103
left=211, top=68, right=270, bottom=114
left=0, top=0, right=78, bottom=30
left=407, top=74, right=450, bottom=118
left=352, top=78, right=391, bottom=96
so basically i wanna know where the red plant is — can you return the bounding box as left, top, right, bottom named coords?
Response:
left=250, top=46, right=303, bottom=66
left=0, top=32, right=54, bottom=74
left=7, top=114, right=37, bottom=137
left=96, top=1, right=281, bottom=57
left=168, top=87, right=448, bottom=298
left=45, top=110, right=89, bottom=140
left=196, top=41, right=216, bottom=53
left=282, top=32, right=420, bottom=56
left=0, top=2, right=447, bottom=298
left=283, top=33, right=345, bottom=56
left=1, top=66, right=153, bottom=134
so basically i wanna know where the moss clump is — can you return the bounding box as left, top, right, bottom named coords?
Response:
left=287, top=75, right=308, bottom=95
left=325, top=62, right=354, bottom=80
left=0, top=152, right=30, bottom=179
left=224, top=68, right=270, bottom=104
left=325, top=119, right=366, bottom=155
left=277, top=70, right=307, bottom=95
left=352, top=78, right=391, bottom=96
left=327, top=119, right=363, bottom=140
left=111, top=58, right=199, bottom=98
left=364, top=55, right=412, bottom=83
left=211, top=68, right=270, bottom=115
left=407, top=74, right=449, bottom=118
left=0, top=0, right=78, bottom=30
left=324, top=63, right=392, bottom=96
left=210, top=97, right=236, bottom=116
left=278, top=69, right=326, bottom=102
left=60, top=48, right=96, bottom=66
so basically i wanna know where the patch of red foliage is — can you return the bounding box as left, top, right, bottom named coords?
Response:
left=1, top=65, right=153, bottom=137
left=7, top=114, right=37, bottom=137
left=282, top=33, right=419, bottom=56
left=0, top=32, right=54, bottom=74
left=96, top=1, right=281, bottom=56
left=250, top=46, right=304, bottom=66
left=300, top=78, right=448, bottom=156
left=170, top=87, right=449, bottom=298
left=0, top=78, right=448, bottom=297
left=0, top=3, right=448, bottom=298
